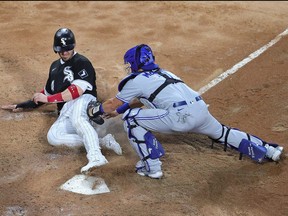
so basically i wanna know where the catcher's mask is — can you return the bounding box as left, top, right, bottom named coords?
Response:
left=124, top=44, right=159, bottom=73
left=53, top=28, right=76, bottom=53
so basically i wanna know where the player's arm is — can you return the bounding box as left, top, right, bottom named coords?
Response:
left=103, top=97, right=143, bottom=113
left=32, top=84, right=84, bottom=104
left=88, top=97, right=144, bottom=121
left=102, top=97, right=124, bottom=113
left=102, top=98, right=143, bottom=119
left=1, top=89, right=45, bottom=112
left=87, top=97, right=124, bottom=122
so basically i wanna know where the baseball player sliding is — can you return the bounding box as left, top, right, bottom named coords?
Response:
left=1, top=28, right=122, bottom=174
left=87, top=44, right=284, bottom=179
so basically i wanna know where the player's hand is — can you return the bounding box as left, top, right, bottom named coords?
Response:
left=103, top=111, right=119, bottom=119
left=1, top=104, right=23, bottom=112
left=32, top=93, right=48, bottom=104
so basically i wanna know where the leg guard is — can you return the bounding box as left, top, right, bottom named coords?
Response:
left=123, top=108, right=163, bottom=175
left=210, top=124, right=284, bottom=162
left=123, top=110, right=165, bottom=161
left=238, top=139, right=267, bottom=163
left=143, top=131, right=165, bottom=159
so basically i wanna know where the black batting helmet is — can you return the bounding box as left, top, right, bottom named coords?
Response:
left=53, top=28, right=76, bottom=53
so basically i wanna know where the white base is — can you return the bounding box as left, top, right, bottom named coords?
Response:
left=60, top=174, right=110, bottom=195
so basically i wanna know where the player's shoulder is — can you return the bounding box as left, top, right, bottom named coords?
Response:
left=50, top=59, right=61, bottom=70
left=118, top=73, right=138, bottom=91
left=72, top=53, right=95, bottom=70
left=160, top=69, right=180, bottom=79
left=73, top=53, right=91, bottom=62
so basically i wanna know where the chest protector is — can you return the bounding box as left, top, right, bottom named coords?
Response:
left=118, top=69, right=184, bottom=102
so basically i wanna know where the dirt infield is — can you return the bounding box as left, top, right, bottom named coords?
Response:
left=1, top=2, right=288, bottom=216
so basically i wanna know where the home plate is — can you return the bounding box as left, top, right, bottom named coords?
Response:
left=60, top=174, right=110, bottom=195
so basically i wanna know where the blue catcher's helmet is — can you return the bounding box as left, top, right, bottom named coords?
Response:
left=124, top=44, right=159, bottom=73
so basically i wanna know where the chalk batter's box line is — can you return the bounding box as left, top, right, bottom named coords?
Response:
left=198, top=28, right=288, bottom=95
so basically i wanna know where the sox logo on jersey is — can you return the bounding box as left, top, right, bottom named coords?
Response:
left=63, top=66, right=74, bottom=83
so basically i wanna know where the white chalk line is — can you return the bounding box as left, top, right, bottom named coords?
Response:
left=0, top=111, right=57, bottom=121
left=198, top=28, right=288, bottom=95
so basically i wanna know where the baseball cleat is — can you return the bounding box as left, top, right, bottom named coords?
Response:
left=272, top=146, right=284, bottom=161
left=136, top=166, right=163, bottom=179
left=81, top=156, right=108, bottom=175
left=100, top=134, right=122, bottom=155
left=265, top=144, right=284, bottom=162
left=137, top=169, right=163, bottom=179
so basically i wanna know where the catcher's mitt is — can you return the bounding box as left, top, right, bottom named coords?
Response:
left=87, top=100, right=104, bottom=125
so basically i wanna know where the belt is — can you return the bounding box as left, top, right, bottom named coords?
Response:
left=172, top=96, right=203, bottom=108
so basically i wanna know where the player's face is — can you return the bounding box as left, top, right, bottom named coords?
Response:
left=124, top=62, right=132, bottom=74
left=58, top=50, right=74, bottom=62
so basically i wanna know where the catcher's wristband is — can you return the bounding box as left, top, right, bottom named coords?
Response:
left=116, top=103, right=130, bottom=114
left=99, top=104, right=104, bottom=114
left=47, top=93, right=64, bottom=103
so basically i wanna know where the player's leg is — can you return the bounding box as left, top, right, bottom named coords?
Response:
left=194, top=109, right=284, bottom=162
left=124, top=123, right=164, bottom=179
left=47, top=115, right=83, bottom=148
left=48, top=117, right=122, bottom=154
left=71, top=95, right=108, bottom=174
left=122, top=108, right=171, bottom=179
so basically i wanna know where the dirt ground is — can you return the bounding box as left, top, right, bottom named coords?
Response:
left=1, top=1, right=288, bottom=216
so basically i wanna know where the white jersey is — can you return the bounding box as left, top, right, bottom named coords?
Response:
left=117, top=68, right=265, bottom=149
left=116, top=67, right=281, bottom=178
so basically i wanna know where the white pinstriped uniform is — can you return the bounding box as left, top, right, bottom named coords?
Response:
left=45, top=52, right=121, bottom=173
left=47, top=94, right=101, bottom=160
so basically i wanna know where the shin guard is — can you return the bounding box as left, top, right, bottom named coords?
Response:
left=238, top=139, right=267, bottom=163
left=144, top=132, right=165, bottom=159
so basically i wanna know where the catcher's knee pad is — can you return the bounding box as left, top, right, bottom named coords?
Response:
left=238, top=139, right=267, bottom=163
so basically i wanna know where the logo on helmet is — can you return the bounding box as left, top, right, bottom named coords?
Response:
left=123, top=44, right=158, bottom=73
left=61, top=38, right=67, bottom=46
